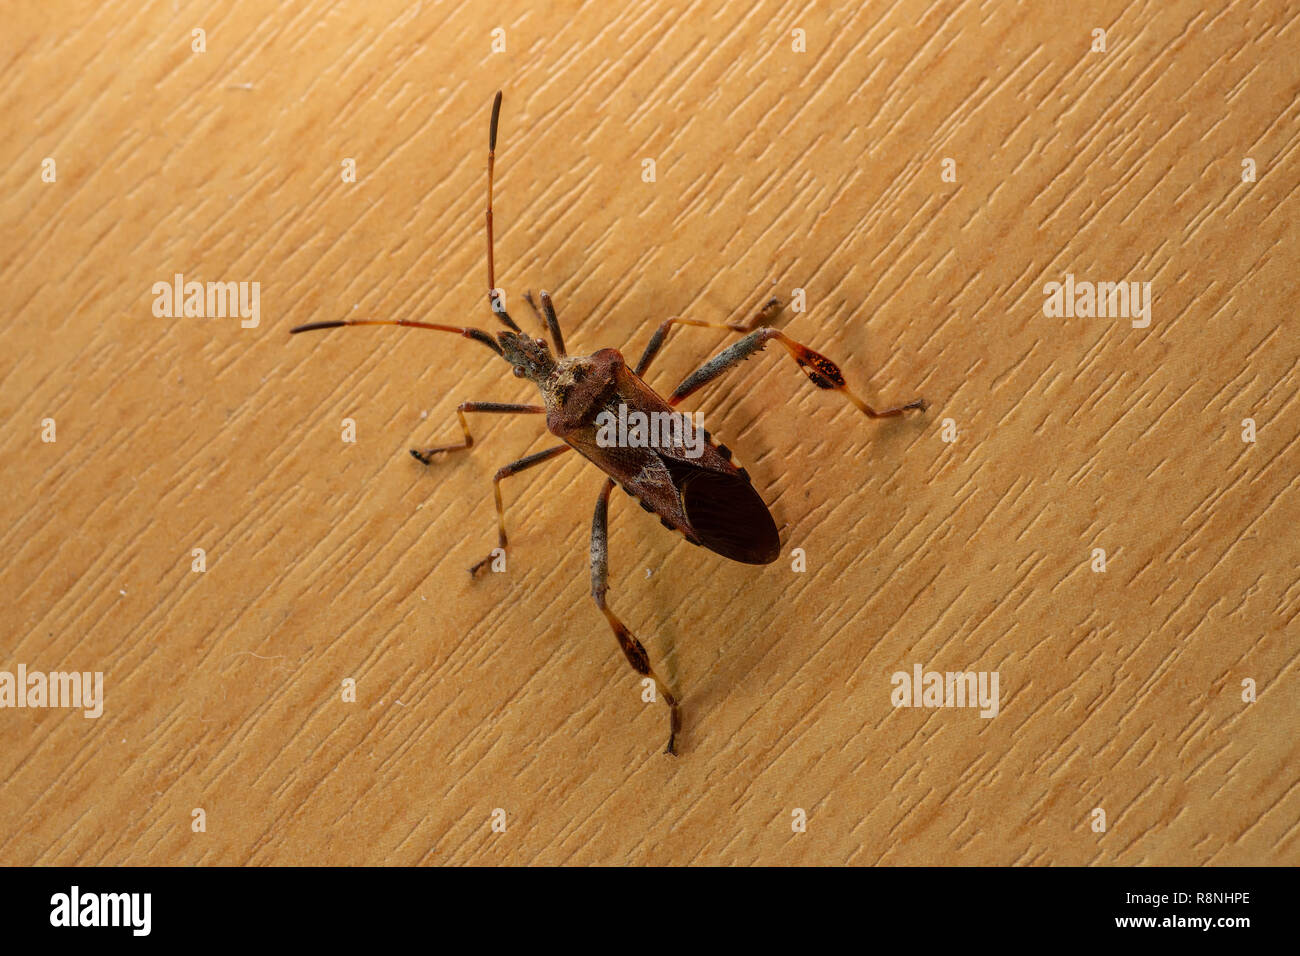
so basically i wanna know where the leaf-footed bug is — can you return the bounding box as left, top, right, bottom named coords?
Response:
left=291, top=91, right=927, bottom=755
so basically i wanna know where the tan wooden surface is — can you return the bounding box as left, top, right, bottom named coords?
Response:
left=1, top=0, right=1295, bottom=865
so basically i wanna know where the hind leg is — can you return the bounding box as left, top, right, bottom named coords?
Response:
left=590, top=477, right=681, bottom=754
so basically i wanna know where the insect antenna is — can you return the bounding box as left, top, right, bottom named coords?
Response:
left=485, top=90, right=522, bottom=334
left=289, top=318, right=504, bottom=356
left=290, top=93, right=529, bottom=357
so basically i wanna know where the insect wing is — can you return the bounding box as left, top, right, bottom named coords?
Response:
left=673, top=464, right=780, bottom=565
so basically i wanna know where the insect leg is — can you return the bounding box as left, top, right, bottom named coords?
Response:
left=590, top=477, right=682, bottom=755
left=468, top=444, right=571, bottom=577
left=523, top=290, right=567, bottom=357
left=668, top=327, right=928, bottom=418
left=409, top=402, right=544, bottom=464
left=633, top=297, right=784, bottom=377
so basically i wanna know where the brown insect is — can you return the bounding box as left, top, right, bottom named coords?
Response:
left=291, top=91, right=926, bottom=755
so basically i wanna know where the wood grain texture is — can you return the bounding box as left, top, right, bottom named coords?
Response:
left=1, top=0, right=1295, bottom=866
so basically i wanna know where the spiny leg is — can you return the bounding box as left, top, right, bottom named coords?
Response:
left=669, top=327, right=928, bottom=417
left=409, top=402, right=544, bottom=464
left=590, top=477, right=682, bottom=755
left=468, top=444, right=571, bottom=577
left=634, top=296, right=784, bottom=377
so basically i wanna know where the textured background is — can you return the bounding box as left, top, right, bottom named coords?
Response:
left=1, top=0, right=1296, bottom=865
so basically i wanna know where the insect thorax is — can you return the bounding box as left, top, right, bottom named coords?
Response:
left=544, top=350, right=625, bottom=436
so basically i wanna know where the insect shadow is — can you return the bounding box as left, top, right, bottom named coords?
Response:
left=291, top=91, right=927, bottom=755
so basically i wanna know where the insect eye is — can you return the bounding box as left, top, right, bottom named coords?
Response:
left=512, top=365, right=526, bottom=378
left=535, top=338, right=547, bottom=349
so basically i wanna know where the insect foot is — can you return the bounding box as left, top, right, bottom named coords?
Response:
left=664, top=699, right=683, bottom=755
left=409, top=448, right=442, bottom=465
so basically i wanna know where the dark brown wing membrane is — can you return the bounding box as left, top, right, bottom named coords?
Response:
left=678, top=468, right=780, bottom=565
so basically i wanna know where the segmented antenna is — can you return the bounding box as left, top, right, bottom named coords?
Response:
left=486, top=91, right=521, bottom=333
left=289, top=318, right=503, bottom=355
